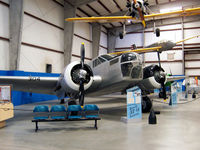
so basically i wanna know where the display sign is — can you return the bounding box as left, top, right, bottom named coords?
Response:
left=0, top=85, right=11, bottom=102
left=126, top=86, right=142, bottom=119
left=170, top=82, right=178, bottom=106
left=154, top=89, right=160, bottom=94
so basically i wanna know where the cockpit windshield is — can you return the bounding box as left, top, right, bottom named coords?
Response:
left=121, top=53, right=137, bottom=63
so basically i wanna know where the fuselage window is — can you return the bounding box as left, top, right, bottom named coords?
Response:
left=93, top=58, right=101, bottom=68
left=98, top=57, right=106, bottom=63
left=110, top=58, right=119, bottom=65
left=101, top=55, right=113, bottom=61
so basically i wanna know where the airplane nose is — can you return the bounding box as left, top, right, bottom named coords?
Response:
left=130, top=64, right=143, bottom=79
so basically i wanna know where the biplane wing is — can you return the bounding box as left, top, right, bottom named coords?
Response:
left=66, top=7, right=200, bottom=25
left=144, top=7, right=200, bottom=21
left=66, top=16, right=139, bottom=23
left=109, top=46, right=162, bottom=55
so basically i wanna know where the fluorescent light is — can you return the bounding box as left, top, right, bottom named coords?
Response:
left=160, top=7, right=182, bottom=13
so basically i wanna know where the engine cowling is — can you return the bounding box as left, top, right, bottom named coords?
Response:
left=60, top=61, right=93, bottom=97
left=138, top=65, right=166, bottom=91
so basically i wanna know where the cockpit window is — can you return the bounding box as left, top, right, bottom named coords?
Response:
left=101, top=54, right=114, bottom=61
left=93, top=58, right=101, bottom=68
left=121, top=53, right=137, bottom=63
left=98, top=57, right=106, bottom=63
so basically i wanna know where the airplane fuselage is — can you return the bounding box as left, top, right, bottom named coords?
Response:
left=85, top=52, right=143, bottom=96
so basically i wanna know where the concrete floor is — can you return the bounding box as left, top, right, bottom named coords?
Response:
left=1, top=93, right=200, bottom=150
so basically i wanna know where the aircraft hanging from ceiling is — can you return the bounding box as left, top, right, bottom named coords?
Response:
left=66, top=0, right=200, bottom=38
left=0, top=35, right=199, bottom=112
left=67, top=0, right=149, bottom=27
left=66, top=4, right=200, bottom=27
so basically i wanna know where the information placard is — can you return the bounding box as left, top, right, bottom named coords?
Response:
left=0, top=85, right=11, bottom=102
left=126, top=86, right=142, bottom=119
left=170, top=82, right=178, bottom=106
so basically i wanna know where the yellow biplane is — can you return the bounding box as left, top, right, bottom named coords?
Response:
left=66, top=5, right=200, bottom=28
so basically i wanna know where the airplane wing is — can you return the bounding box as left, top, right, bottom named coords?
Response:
left=144, top=7, right=200, bottom=21
left=66, top=16, right=139, bottom=23
left=0, top=76, right=59, bottom=95
left=66, top=7, right=200, bottom=24
left=109, top=46, right=162, bottom=55
left=166, top=76, right=185, bottom=82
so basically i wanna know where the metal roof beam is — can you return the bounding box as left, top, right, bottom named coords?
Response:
left=64, top=0, right=98, bottom=6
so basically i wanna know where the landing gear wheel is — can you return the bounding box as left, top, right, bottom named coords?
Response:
left=159, top=91, right=164, bottom=98
left=142, top=96, right=152, bottom=113
left=155, top=28, right=160, bottom=37
left=119, top=32, right=124, bottom=39
left=68, top=100, right=77, bottom=105
left=60, top=99, right=65, bottom=104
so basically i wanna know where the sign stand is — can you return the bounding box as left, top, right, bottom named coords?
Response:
left=121, top=86, right=142, bottom=123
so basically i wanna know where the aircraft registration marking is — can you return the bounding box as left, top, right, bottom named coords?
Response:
left=29, top=77, right=40, bottom=81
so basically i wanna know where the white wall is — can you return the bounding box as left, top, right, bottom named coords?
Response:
left=116, top=33, right=143, bottom=48
left=99, top=31, right=108, bottom=55
left=0, top=1, right=9, bottom=70
left=20, top=0, right=64, bottom=73
left=72, top=22, right=92, bottom=61
left=0, top=0, right=108, bottom=73
left=23, top=0, right=64, bottom=28
left=19, top=45, right=64, bottom=73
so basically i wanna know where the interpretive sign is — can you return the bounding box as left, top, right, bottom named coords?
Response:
left=170, top=82, right=178, bottom=106
left=126, top=86, right=142, bottom=119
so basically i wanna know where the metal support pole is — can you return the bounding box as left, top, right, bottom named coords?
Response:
left=181, top=17, right=185, bottom=75
left=94, top=120, right=97, bottom=129
left=35, top=121, right=38, bottom=132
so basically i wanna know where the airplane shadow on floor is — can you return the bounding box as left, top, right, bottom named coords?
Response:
left=85, top=97, right=126, bottom=105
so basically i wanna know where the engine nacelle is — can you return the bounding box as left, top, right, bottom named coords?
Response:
left=138, top=65, right=166, bottom=91
left=60, top=61, right=93, bottom=96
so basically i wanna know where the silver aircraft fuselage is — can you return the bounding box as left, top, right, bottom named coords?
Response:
left=85, top=52, right=143, bottom=96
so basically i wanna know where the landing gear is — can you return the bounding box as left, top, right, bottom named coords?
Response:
left=159, top=90, right=168, bottom=99
left=60, top=99, right=65, bottom=104
left=159, top=91, right=164, bottom=98
left=142, top=96, right=152, bottom=113
left=119, top=32, right=124, bottom=39
left=68, top=100, right=77, bottom=105
left=155, top=28, right=160, bottom=37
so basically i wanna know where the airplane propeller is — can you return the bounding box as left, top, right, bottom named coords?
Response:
left=79, top=43, right=86, bottom=106
left=156, top=49, right=167, bottom=100
left=126, top=0, right=148, bottom=27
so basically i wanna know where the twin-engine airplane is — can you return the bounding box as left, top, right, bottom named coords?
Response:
left=1, top=35, right=198, bottom=112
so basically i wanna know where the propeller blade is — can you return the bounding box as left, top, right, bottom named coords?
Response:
left=80, top=43, right=85, bottom=68
left=79, top=43, right=86, bottom=106
left=157, top=51, right=161, bottom=67
left=157, top=51, right=167, bottom=100
left=79, top=79, right=85, bottom=106
left=161, top=82, right=167, bottom=100
left=133, top=0, right=146, bottom=27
